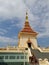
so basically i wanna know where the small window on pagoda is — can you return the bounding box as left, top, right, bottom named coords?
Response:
left=21, top=56, right=24, bottom=59
left=0, top=56, right=4, bottom=59
left=17, top=56, right=19, bottom=59
left=5, top=56, right=8, bottom=59
left=9, top=56, right=15, bottom=59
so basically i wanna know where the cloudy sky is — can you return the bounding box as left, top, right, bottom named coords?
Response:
left=0, top=0, right=49, bottom=47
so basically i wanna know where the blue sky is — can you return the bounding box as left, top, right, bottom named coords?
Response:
left=0, top=0, right=49, bottom=47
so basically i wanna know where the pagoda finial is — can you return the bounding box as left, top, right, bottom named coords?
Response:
left=25, top=11, right=28, bottom=22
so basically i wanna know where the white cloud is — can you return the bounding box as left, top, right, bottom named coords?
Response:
left=38, top=32, right=49, bottom=38
left=23, top=0, right=36, bottom=8
left=0, top=32, right=5, bottom=35
left=0, top=0, right=35, bottom=22
left=0, top=28, right=7, bottom=35
left=0, top=36, right=18, bottom=47
left=37, top=20, right=49, bottom=38
left=0, top=0, right=49, bottom=38
left=0, top=36, right=17, bottom=43
left=0, top=0, right=26, bottom=19
left=0, top=28, right=7, bottom=33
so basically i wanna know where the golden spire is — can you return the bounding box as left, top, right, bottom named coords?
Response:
left=25, top=11, right=28, bottom=22
left=19, top=11, right=38, bottom=36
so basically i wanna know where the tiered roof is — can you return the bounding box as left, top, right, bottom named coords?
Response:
left=20, top=12, right=38, bottom=35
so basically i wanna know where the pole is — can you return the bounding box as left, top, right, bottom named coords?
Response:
left=24, top=50, right=25, bottom=65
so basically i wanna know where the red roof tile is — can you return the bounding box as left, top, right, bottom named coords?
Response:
left=20, top=12, right=38, bottom=35
left=21, top=21, right=37, bottom=35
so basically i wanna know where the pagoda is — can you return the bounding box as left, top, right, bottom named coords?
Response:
left=18, top=12, right=38, bottom=49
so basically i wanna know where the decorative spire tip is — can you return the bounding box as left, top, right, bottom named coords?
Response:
left=26, top=11, right=28, bottom=22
